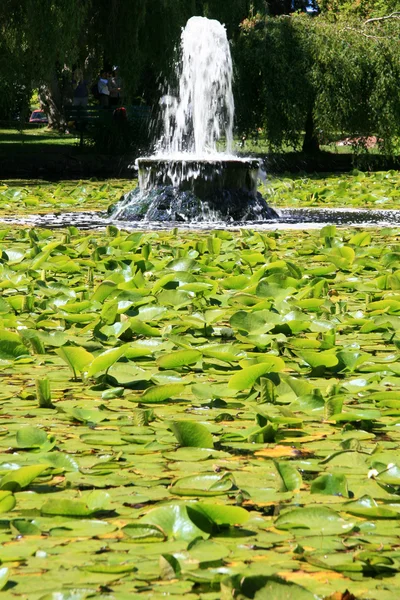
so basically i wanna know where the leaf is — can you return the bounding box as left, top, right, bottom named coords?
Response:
left=170, top=473, right=234, bottom=496
left=0, top=568, right=9, bottom=592
left=87, top=345, right=128, bottom=377
left=16, top=426, right=48, bottom=448
left=0, top=491, right=16, bottom=514
left=160, top=554, right=181, bottom=580
left=41, top=491, right=110, bottom=517
left=140, top=383, right=185, bottom=403
left=122, top=523, right=166, bottom=542
left=230, top=310, right=276, bottom=334
left=275, top=506, right=354, bottom=535
left=192, top=503, right=249, bottom=525
left=310, top=473, right=349, bottom=497
left=254, top=578, right=317, bottom=600
left=275, top=461, right=302, bottom=492
left=344, top=495, right=400, bottom=519
left=91, top=279, right=117, bottom=302
left=141, top=503, right=212, bottom=542
left=0, top=330, right=29, bottom=360
left=157, top=349, right=202, bottom=369
left=55, top=346, right=94, bottom=378
left=169, top=420, right=214, bottom=448
left=228, top=361, right=283, bottom=391
left=295, top=350, right=338, bottom=369
left=0, top=464, right=49, bottom=492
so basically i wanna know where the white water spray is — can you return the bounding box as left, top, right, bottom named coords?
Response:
left=156, top=16, right=234, bottom=158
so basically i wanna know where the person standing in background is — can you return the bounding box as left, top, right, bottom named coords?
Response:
left=98, top=70, right=110, bottom=107
left=72, top=69, right=89, bottom=107
left=109, top=68, right=122, bottom=107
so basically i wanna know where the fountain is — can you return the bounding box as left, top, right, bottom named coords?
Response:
left=111, top=16, right=277, bottom=223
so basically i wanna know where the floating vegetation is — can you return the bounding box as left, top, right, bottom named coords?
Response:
left=0, top=218, right=400, bottom=598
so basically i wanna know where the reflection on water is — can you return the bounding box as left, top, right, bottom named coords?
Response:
left=2, top=207, right=400, bottom=231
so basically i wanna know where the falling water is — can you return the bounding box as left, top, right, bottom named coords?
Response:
left=156, top=16, right=234, bottom=157
left=110, top=16, right=277, bottom=223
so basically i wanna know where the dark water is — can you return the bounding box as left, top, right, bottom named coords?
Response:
left=2, top=207, right=400, bottom=231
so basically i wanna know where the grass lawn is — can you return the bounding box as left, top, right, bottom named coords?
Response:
left=0, top=126, right=79, bottom=148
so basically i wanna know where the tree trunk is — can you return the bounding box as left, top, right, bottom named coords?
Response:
left=302, top=108, right=320, bottom=153
left=39, top=70, right=69, bottom=130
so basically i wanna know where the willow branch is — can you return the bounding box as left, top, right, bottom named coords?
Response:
left=365, top=11, right=400, bottom=24
left=343, top=26, right=386, bottom=40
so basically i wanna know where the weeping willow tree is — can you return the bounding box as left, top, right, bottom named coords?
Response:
left=0, top=0, right=268, bottom=129
left=234, top=12, right=400, bottom=154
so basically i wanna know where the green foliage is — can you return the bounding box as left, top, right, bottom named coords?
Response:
left=2, top=179, right=400, bottom=596
left=235, top=13, right=400, bottom=153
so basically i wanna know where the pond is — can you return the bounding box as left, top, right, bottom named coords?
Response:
left=2, top=206, right=400, bottom=231
left=0, top=174, right=400, bottom=599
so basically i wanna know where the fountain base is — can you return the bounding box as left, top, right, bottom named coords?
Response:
left=110, top=158, right=278, bottom=222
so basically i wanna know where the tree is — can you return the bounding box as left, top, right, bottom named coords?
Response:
left=234, top=12, right=400, bottom=154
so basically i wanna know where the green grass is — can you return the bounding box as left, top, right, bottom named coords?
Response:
left=0, top=126, right=79, bottom=147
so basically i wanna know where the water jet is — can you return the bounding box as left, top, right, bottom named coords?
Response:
left=110, top=16, right=278, bottom=223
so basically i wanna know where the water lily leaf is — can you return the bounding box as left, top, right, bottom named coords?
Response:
left=188, top=539, right=230, bottom=563
left=310, top=473, right=349, bottom=497
left=344, top=495, right=400, bottom=518
left=65, top=407, right=106, bottom=424
left=230, top=310, right=277, bottom=334
left=80, top=433, right=125, bottom=446
left=192, top=503, right=249, bottom=525
left=41, top=491, right=110, bottom=516
left=0, top=464, right=49, bottom=492
left=349, top=231, right=371, bottom=246
left=0, top=329, right=29, bottom=360
left=87, top=345, right=128, bottom=377
left=275, top=506, right=354, bottom=534
left=275, top=461, right=302, bottom=492
left=39, top=452, right=79, bottom=472
left=0, top=491, right=16, bottom=513
left=16, top=426, right=49, bottom=448
left=101, top=386, right=125, bottom=399
left=167, top=258, right=197, bottom=272
left=12, top=519, right=42, bottom=535
left=107, top=363, right=151, bottom=386
left=254, top=578, right=317, bottom=600
left=295, top=350, right=338, bottom=369
left=228, top=361, right=283, bottom=391
left=122, top=523, right=166, bottom=542
left=200, top=344, right=246, bottom=363
left=48, top=519, right=116, bottom=537
left=141, top=503, right=212, bottom=542
left=169, top=420, right=214, bottom=448
left=374, top=462, right=400, bottom=486
left=159, top=553, right=181, bottom=580
left=140, top=383, right=185, bottom=403
left=170, top=472, right=234, bottom=496
left=82, top=561, right=136, bottom=574
left=91, top=279, right=117, bottom=302
left=128, top=318, right=160, bottom=337
left=157, top=349, right=202, bottom=369
left=55, top=346, right=94, bottom=378
left=0, top=568, right=9, bottom=592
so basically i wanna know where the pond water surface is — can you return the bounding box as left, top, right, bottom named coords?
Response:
left=2, top=207, right=400, bottom=231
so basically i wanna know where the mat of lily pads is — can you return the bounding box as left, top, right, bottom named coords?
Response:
left=2, top=222, right=400, bottom=599
left=3, top=169, right=400, bottom=220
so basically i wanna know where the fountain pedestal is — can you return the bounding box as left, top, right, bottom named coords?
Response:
left=138, top=158, right=259, bottom=197
left=111, top=158, right=278, bottom=222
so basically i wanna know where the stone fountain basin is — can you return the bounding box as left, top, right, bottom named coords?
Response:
left=138, top=157, right=260, bottom=199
